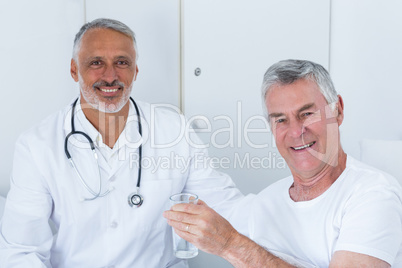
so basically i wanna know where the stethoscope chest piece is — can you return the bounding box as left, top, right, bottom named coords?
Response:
left=128, top=192, right=144, bottom=208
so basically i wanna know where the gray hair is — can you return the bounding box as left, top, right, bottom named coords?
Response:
left=261, top=59, right=338, bottom=117
left=72, top=18, right=138, bottom=62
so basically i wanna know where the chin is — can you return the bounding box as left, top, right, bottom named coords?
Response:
left=99, top=99, right=127, bottom=113
left=291, top=160, right=324, bottom=174
left=81, top=92, right=129, bottom=113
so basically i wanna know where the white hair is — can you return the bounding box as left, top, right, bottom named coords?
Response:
left=261, top=59, right=338, bottom=117
left=72, top=18, right=138, bottom=63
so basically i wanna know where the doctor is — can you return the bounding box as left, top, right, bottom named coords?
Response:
left=0, top=18, right=242, bottom=267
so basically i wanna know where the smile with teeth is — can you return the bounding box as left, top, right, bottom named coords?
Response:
left=99, top=88, right=119, bottom=93
left=292, top=141, right=316, bottom=151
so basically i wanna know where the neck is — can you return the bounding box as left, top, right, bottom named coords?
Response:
left=289, top=150, right=347, bottom=202
left=80, top=99, right=130, bottom=149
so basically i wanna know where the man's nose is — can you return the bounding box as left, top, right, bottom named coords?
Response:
left=102, top=65, right=118, bottom=83
left=288, top=119, right=306, bottom=138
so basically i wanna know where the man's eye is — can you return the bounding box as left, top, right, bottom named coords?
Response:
left=275, top=118, right=285, bottom=124
left=91, top=61, right=102, bottom=66
left=116, top=60, right=130, bottom=68
left=301, top=112, right=313, bottom=118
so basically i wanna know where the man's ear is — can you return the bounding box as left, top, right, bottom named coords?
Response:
left=336, top=95, right=344, bottom=126
left=70, top=59, right=79, bottom=82
left=134, top=64, right=139, bottom=81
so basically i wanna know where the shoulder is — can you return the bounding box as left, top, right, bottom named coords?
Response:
left=335, top=157, right=402, bottom=226
left=12, top=104, right=72, bottom=180
left=16, top=105, right=70, bottom=149
left=136, top=100, right=185, bottom=124
left=334, top=157, right=402, bottom=266
left=135, top=100, right=192, bottom=146
left=256, top=176, right=293, bottom=200
left=344, top=156, right=401, bottom=193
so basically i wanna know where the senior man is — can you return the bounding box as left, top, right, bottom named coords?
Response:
left=164, top=59, right=402, bottom=267
left=0, top=18, right=242, bottom=267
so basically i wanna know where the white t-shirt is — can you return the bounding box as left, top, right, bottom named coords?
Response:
left=233, top=156, right=402, bottom=267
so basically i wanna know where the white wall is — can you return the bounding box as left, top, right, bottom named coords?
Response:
left=330, top=0, right=402, bottom=158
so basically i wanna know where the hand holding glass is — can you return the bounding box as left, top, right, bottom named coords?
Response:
left=169, top=193, right=199, bottom=259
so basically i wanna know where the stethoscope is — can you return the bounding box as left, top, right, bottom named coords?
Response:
left=64, top=97, right=144, bottom=208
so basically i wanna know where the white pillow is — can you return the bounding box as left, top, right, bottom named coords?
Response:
left=360, top=139, right=402, bottom=184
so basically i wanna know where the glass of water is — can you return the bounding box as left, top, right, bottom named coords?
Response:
left=169, top=193, right=199, bottom=259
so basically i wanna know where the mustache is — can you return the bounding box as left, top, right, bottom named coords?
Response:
left=92, top=80, right=125, bottom=89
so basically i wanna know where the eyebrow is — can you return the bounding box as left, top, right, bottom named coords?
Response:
left=82, top=56, right=103, bottom=64
left=115, top=55, right=132, bottom=60
left=268, top=103, right=316, bottom=119
left=268, top=112, right=284, bottom=119
left=297, top=103, right=315, bottom=113
left=85, top=55, right=132, bottom=61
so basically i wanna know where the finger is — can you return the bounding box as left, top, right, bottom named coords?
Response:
left=173, top=227, right=198, bottom=244
left=196, top=199, right=208, bottom=207
left=167, top=199, right=209, bottom=214
left=170, top=203, right=204, bottom=214
left=168, top=221, right=203, bottom=242
left=167, top=219, right=191, bottom=232
left=168, top=219, right=203, bottom=239
left=163, top=210, right=199, bottom=225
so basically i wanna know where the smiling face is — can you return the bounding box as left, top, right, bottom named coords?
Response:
left=70, top=28, right=138, bottom=113
left=266, top=78, right=344, bottom=180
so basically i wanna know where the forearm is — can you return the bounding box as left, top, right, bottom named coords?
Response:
left=165, top=201, right=296, bottom=267
left=221, top=232, right=296, bottom=268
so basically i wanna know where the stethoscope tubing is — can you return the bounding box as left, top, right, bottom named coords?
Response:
left=64, top=97, right=142, bottom=201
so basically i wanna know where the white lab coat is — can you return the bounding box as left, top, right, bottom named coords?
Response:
left=0, top=99, right=243, bottom=267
